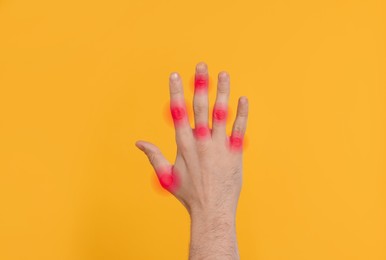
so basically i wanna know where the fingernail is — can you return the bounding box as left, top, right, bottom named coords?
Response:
left=240, top=96, right=248, bottom=104
left=170, top=72, right=179, bottom=82
left=135, top=141, right=144, bottom=151
left=196, top=62, right=207, bottom=73
left=219, top=71, right=229, bottom=82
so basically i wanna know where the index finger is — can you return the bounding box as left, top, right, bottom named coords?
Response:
left=169, top=72, right=194, bottom=146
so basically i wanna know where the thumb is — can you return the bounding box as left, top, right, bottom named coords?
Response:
left=135, top=140, right=176, bottom=191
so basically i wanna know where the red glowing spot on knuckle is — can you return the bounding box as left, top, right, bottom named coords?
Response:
left=159, top=174, right=173, bottom=189
left=213, top=107, right=227, bottom=121
left=194, top=125, right=210, bottom=139
left=156, top=166, right=180, bottom=192
left=231, top=137, right=243, bottom=147
left=171, top=106, right=186, bottom=121
left=230, top=132, right=244, bottom=151
left=194, top=75, right=208, bottom=90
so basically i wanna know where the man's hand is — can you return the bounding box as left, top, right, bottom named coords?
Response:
left=135, top=62, right=248, bottom=260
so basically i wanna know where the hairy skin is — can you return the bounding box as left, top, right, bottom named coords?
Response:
left=135, top=62, right=249, bottom=260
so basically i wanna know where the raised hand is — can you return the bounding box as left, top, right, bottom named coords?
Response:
left=135, top=62, right=248, bottom=260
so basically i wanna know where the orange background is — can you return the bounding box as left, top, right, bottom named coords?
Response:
left=0, top=0, right=385, bottom=259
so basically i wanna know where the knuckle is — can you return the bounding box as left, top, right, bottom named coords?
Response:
left=238, top=107, right=248, bottom=118
left=170, top=85, right=181, bottom=95
left=217, top=83, right=229, bottom=94
left=238, top=111, right=248, bottom=118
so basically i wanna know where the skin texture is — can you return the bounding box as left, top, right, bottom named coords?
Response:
left=135, top=62, right=249, bottom=260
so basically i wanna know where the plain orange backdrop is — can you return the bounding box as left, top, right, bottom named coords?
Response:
left=0, top=0, right=385, bottom=259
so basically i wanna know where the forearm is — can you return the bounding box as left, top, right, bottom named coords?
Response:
left=189, top=209, right=239, bottom=260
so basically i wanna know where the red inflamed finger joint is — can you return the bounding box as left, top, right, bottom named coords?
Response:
left=194, top=124, right=210, bottom=140
left=213, top=105, right=228, bottom=122
left=194, top=74, right=208, bottom=91
left=229, top=132, right=244, bottom=152
left=170, top=105, right=186, bottom=121
left=159, top=174, right=174, bottom=189
left=156, top=166, right=180, bottom=192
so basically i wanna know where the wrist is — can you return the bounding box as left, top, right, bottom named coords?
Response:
left=189, top=208, right=239, bottom=259
left=190, top=207, right=236, bottom=226
left=189, top=207, right=237, bottom=246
